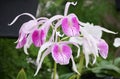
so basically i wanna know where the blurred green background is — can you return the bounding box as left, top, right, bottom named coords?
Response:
left=0, top=0, right=120, bottom=79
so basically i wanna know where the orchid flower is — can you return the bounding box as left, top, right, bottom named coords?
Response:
left=61, top=2, right=80, bottom=37
left=34, top=41, right=80, bottom=76
left=113, top=38, right=120, bottom=47
left=45, top=2, right=80, bottom=38
left=70, top=22, right=116, bottom=67
left=9, top=13, right=48, bottom=54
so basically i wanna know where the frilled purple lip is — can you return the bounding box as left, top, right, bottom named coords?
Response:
left=62, top=14, right=80, bottom=37
left=32, top=29, right=45, bottom=47
left=52, top=44, right=72, bottom=65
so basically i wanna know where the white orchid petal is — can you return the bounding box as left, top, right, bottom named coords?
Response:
left=8, top=13, right=36, bottom=26
left=64, top=2, right=77, bottom=16
left=36, top=42, right=54, bottom=64
left=49, top=30, right=56, bottom=42
left=71, top=56, right=80, bottom=75
left=37, top=17, right=48, bottom=21
left=69, top=37, right=83, bottom=45
left=84, top=54, right=89, bottom=67
left=113, top=38, right=120, bottom=47
left=23, top=45, right=29, bottom=55
left=41, top=15, right=63, bottom=38
left=37, top=19, right=48, bottom=25
left=41, top=15, right=63, bottom=29
left=51, top=72, right=59, bottom=79
left=83, top=25, right=102, bottom=39
left=90, top=36, right=99, bottom=56
left=14, top=39, right=19, bottom=43
left=69, top=37, right=82, bottom=57
left=97, top=26, right=117, bottom=34
left=49, top=20, right=62, bottom=42
left=92, top=53, right=96, bottom=64
left=23, top=34, right=32, bottom=55
left=34, top=48, right=51, bottom=76
left=82, top=38, right=91, bottom=67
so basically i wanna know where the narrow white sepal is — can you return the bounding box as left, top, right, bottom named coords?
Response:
left=36, top=42, right=53, bottom=64
left=34, top=48, right=51, bottom=76
left=8, top=13, right=36, bottom=26
left=23, top=45, right=29, bottom=55
left=98, top=26, right=117, bottom=34
left=71, top=56, right=80, bottom=75
left=64, top=2, right=77, bottom=16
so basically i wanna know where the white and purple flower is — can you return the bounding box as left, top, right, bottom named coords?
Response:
left=70, top=22, right=116, bottom=66
left=9, top=13, right=48, bottom=54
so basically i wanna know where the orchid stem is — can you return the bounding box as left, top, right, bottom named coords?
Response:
left=77, top=52, right=84, bottom=79
left=53, top=61, right=57, bottom=79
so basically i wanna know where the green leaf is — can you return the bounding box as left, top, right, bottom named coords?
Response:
left=114, top=57, right=120, bottom=67
left=60, top=73, right=75, bottom=79
left=17, top=68, right=27, bottom=79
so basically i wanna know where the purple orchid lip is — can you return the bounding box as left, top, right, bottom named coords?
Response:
left=52, top=44, right=72, bottom=65
left=32, top=29, right=45, bottom=47
left=62, top=14, right=80, bottom=37
left=98, top=39, right=108, bottom=59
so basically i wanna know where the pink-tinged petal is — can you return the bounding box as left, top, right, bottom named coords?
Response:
left=52, top=44, right=72, bottom=65
left=32, top=29, right=45, bottom=47
left=98, top=39, right=108, bottom=59
left=16, top=33, right=26, bottom=49
left=20, top=20, right=38, bottom=34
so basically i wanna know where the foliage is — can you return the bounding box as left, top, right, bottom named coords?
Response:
left=17, top=69, right=27, bottom=79
left=88, top=57, right=120, bottom=78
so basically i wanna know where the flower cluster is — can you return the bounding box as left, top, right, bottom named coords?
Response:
left=9, top=2, right=116, bottom=76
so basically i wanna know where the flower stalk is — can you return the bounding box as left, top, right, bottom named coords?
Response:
left=53, top=62, right=57, bottom=79
left=77, top=52, right=84, bottom=79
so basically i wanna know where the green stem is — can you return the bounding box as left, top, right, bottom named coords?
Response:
left=76, top=52, right=84, bottom=79
left=53, top=62, right=57, bottom=79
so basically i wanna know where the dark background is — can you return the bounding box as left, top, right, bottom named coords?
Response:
left=0, top=0, right=38, bottom=37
